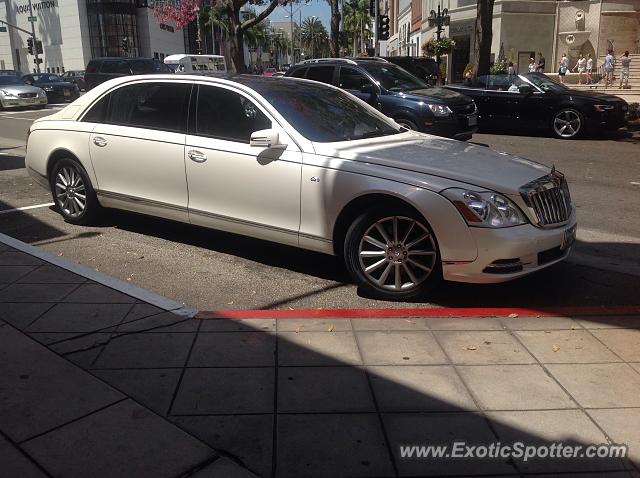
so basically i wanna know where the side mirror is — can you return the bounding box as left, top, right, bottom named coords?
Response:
left=250, top=129, right=287, bottom=149
left=360, top=83, right=376, bottom=95
left=518, top=84, right=534, bottom=94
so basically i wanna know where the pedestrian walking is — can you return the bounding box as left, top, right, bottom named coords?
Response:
left=604, top=49, right=615, bottom=86
left=572, top=54, right=586, bottom=84
left=619, top=51, right=631, bottom=89
left=507, top=61, right=516, bottom=77
left=536, top=52, right=546, bottom=73
left=586, top=53, right=593, bottom=84
left=558, top=53, right=569, bottom=84
left=528, top=57, right=537, bottom=73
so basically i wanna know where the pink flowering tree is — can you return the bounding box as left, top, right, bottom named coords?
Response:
left=152, top=0, right=287, bottom=73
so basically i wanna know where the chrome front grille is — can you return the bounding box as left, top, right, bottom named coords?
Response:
left=18, top=92, right=37, bottom=98
left=519, top=172, right=572, bottom=228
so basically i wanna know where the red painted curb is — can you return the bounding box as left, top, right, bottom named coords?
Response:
left=196, top=305, right=640, bottom=320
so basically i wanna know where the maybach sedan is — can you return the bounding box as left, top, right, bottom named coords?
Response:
left=25, top=75, right=577, bottom=300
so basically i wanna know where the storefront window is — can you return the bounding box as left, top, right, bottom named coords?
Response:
left=87, top=0, right=138, bottom=58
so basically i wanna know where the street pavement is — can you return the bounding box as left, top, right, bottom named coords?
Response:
left=1, top=233, right=639, bottom=477
left=0, top=107, right=639, bottom=311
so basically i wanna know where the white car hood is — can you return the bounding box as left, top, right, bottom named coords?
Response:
left=313, top=132, right=551, bottom=194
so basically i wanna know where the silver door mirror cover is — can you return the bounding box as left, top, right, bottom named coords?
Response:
left=250, top=129, right=287, bottom=149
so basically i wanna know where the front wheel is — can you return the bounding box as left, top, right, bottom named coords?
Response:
left=343, top=209, right=441, bottom=300
left=394, top=118, right=418, bottom=131
left=552, top=108, right=584, bottom=139
left=50, top=158, right=102, bottom=225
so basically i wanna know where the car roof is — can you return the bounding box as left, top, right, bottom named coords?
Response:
left=89, top=57, right=158, bottom=62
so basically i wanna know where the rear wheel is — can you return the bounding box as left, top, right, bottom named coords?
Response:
left=552, top=108, right=584, bottom=139
left=49, top=158, right=101, bottom=225
left=343, top=208, right=441, bottom=300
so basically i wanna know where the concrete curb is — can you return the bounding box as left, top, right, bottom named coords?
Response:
left=0, top=232, right=197, bottom=317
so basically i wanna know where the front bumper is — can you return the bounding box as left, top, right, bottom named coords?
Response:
left=0, top=96, right=47, bottom=108
left=425, top=113, right=478, bottom=141
left=443, top=216, right=577, bottom=284
left=44, top=89, right=78, bottom=103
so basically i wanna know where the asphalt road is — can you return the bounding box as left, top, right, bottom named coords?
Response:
left=1, top=106, right=639, bottom=311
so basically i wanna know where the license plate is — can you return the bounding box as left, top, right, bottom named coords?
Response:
left=560, top=224, right=577, bottom=251
left=64, top=90, right=71, bottom=97
left=468, top=115, right=478, bottom=126
left=25, top=98, right=36, bottom=104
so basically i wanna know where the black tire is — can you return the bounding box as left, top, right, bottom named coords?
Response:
left=394, top=118, right=419, bottom=131
left=343, top=207, right=442, bottom=301
left=49, top=158, right=101, bottom=225
left=551, top=108, right=584, bottom=139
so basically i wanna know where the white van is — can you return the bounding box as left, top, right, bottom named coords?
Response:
left=163, top=54, right=227, bottom=75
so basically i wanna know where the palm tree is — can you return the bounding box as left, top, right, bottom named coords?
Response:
left=245, top=21, right=269, bottom=68
left=342, top=0, right=371, bottom=55
left=301, top=17, right=328, bottom=59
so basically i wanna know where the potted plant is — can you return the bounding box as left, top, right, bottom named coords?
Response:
left=422, top=36, right=456, bottom=56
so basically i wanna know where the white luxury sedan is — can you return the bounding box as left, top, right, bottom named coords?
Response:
left=25, top=74, right=577, bottom=300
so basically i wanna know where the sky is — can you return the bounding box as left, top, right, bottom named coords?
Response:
left=255, top=0, right=332, bottom=30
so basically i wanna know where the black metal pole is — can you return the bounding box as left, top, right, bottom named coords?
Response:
left=435, top=4, right=441, bottom=67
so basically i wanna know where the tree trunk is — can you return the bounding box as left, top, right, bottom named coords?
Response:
left=473, top=0, right=495, bottom=76
left=328, top=0, right=341, bottom=57
left=226, top=4, right=246, bottom=73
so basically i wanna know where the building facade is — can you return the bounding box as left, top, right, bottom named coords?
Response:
left=0, top=0, right=184, bottom=74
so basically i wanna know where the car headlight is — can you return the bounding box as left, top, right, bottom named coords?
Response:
left=443, top=189, right=527, bottom=228
left=427, top=104, right=453, bottom=117
left=0, top=89, right=18, bottom=98
left=594, top=104, right=614, bottom=112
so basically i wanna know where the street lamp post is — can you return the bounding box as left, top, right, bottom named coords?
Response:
left=427, top=4, right=450, bottom=67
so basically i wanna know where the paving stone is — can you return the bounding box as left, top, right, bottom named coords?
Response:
left=172, top=368, right=274, bottom=415
left=501, top=316, right=582, bottom=330
left=0, top=434, right=48, bottom=478
left=22, top=399, right=215, bottom=478
left=199, top=318, right=276, bottom=332
left=117, top=312, right=199, bottom=333
left=277, top=413, right=394, bottom=478
left=350, top=318, right=431, bottom=331
left=190, top=457, right=260, bottom=478
left=27, top=303, right=132, bottom=333
left=0, top=303, right=52, bottom=329
left=514, top=330, right=621, bottom=363
left=0, top=325, right=123, bottom=442
left=457, top=365, right=575, bottom=411
left=277, top=318, right=352, bottom=332
left=631, top=363, right=640, bottom=374
left=173, top=415, right=272, bottom=477
left=0, top=251, right=45, bottom=266
left=188, top=332, right=275, bottom=367
left=278, top=366, right=375, bottom=412
left=383, top=412, right=516, bottom=476
left=63, top=283, right=136, bottom=303
left=0, top=265, right=37, bottom=283
left=0, top=283, right=78, bottom=303
left=0, top=243, right=10, bottom=253
left=278, top=331, right=361, bottom=366
left=356, top=331, right=448, bottom=365
left=49, top=332, right=112, bottom=368
left=122, top=303, right=166, bottom=321
left=16, top=265, right=86, bottom=284
left=546, top=363, right=640, bottom=408
left=435, top=330, right=535, bottom=365
left=576, top=315, right=640, bottom=329
left=93, top=369, right=181, bottom=415
left=487, top=409, right=626, bottom=474
left=28, top=332, right=85, bottom=345
left=587, top=408, right=640, bottom=466
left=368, top=365, right=477, bottom=412
left=424, top=317, right=505, bottom=330
left=93, top=332, right=195, bottom=369
left=590, top=329, right=640, bottom=362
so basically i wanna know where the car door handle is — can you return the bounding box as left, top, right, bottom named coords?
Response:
left=187, top=150, right=207, bottom=163
left=93, top=136, right=107, bottom=147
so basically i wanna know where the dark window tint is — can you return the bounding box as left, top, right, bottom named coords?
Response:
left=100, top=60, right=130, bottom=74
left=85, top=61, right=100, bottom=73
left=305, top=66, right=334, bottom=84
left=290, top=67, right=307, bottom=78
left=100, top=82, right=190, bottom=132
left=130, top=59, right=172, bottom=74
left=339, top=68, right=370, bottom=90
left=196, top=85, right=271, bottom=143
left=82, top=96, right=109, bottom=123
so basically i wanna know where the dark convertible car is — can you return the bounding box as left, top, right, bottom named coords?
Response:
left=22, top=73, right=80, bottom=104
left=446, top=72, right=628, bottom=139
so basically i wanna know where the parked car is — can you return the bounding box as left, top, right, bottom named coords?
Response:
left=84, top=57, right=173, bottom=90
left=285, top=58, right=477, bottom=140
left=25, top=74, right=576, bottom=299
left=0, top=74, right=47, bottom=109
left=445, top=72, right=628, bottom=139
left=164, top=54, right=227, bottom=75
left=383, top=56, right=441, bottom=86
left=61, top=70, right=86, bottom=91
left=22, top=73, right=80, bottom=103
left=263, top=68, right=278, bottom=76
left=0, top=69, right=22, bottom=77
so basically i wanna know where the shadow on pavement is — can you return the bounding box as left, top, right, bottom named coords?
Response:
left=0, top=153, right=25, bottom=172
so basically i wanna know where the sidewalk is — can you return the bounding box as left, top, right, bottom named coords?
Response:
left=1, top=232, right=640, bottom=477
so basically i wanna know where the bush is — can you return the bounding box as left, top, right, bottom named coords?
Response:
left=490, top=59, right=508, bottom=75
left=627, top=102, right=639, bottom=121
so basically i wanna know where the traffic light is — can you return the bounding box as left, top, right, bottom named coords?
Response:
left=378, top=15, right=390, bottom=40
left=121, top=36, right=129, bottom=54
left=369, top=0, right=375, bottom=16
left=27, top=36, right=34, bottom=55
left=35, top=39, right=43, bottom=55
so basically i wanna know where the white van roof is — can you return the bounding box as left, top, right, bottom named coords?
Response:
left=164, top=54, right=225, bottom=63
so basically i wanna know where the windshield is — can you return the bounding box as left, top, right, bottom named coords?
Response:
left=361, top=63, right=429, bottom=92
left=523, top=72, right=567, bottom=91
left=0, top=76, right=24, bottom=85
left=28, top=74, right=63, bottom=83
left=238, top=77, right=402, bottom=142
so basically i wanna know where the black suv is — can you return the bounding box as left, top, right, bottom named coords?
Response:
left=383, top=56, right=441, bottom=86
left=285, top=58, right=477, bottom=140
left=84, top=57, right=173, bottom=90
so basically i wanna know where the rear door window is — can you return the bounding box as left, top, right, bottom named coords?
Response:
left=100, top=60, right=130, bottom=75
left=338, top=67, right=371, bottom=91
left=305, top=66, right=335, bottom=85
left=290, top=67, right=307, bottom=78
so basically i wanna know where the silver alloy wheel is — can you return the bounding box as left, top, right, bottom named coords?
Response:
left=358, top=216, right=437, bottom=291
left=553, top=109, right=582, bottom=138
left=396, top=119, right=416, bottom=130
left=54, top=165, right=87, bottom=218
